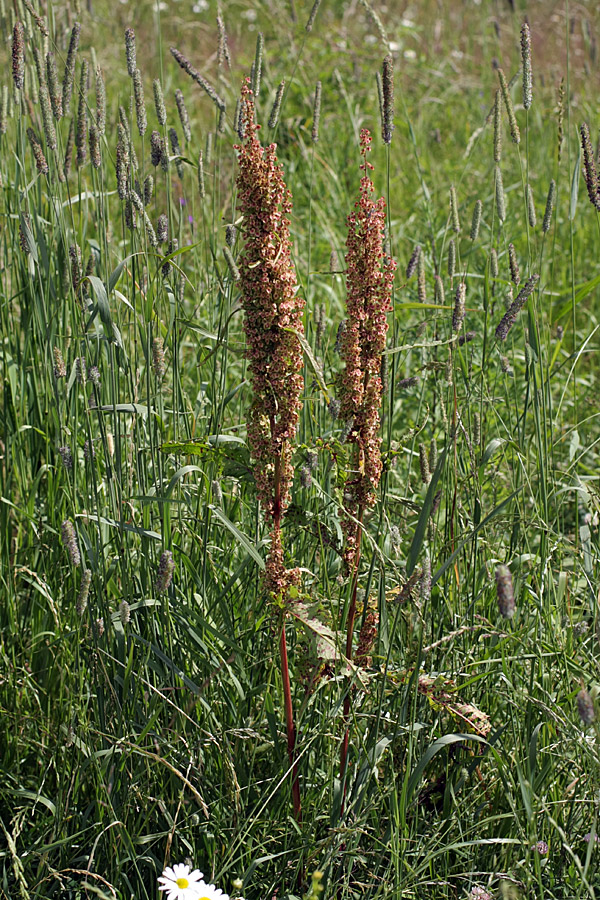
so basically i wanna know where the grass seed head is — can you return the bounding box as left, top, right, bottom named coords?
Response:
left=495, top=564, right=515, bottom=617
left=62, top=520, right=81, bottom=567
left=12, top=22, right=25, bottom=90
left=520, top=22, right=532, bottom=109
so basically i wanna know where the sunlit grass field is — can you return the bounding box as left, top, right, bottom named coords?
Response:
left=2, top=1, right=600, bottom=898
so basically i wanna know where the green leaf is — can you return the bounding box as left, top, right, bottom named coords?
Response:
left=406, top=733, right=487, bottom=806
left=406, top=447, right=446, bottom=576
left=209, top=505, right=265, bottom=570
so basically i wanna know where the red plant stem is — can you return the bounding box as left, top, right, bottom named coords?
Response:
left=339, top=507, right=364, bottom=813
left=273, top=446, right=302, bottom=822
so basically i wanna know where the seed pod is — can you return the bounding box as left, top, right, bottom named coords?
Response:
left=493, top=89, right=502, bottom=163
left=153, top=79, right=167, bottom=126
left=447, top=238, right=456, bottom=279
left=152, top=336, right=166, bottom=377
left=542, top=179, right=556, bottom=233
left=45, top=52, right=62, bottom=119
left=419, top=443, right=431, bottom=485
left=133, top=68, right=147, bottom=136
left=76, top=59, right=88, bottom=167
left=124, top=27, right=136, bottom=77
left=12, top=22, right=25, bottom=90
left=470, top=199, right=482, bottom=241
left=450, top=185, right=460, bottom=233
left=62, top=22, right=81, bottom=114
left=521, top=22, right=532, bottom=110
left=495, top=564, right=515, bottom=618
left=495, top=167, right=506, bottom=223
left=157, top=214, right=168, bottom=243
left=498, top=67, right=520, bottom=144
left=155, top=550, right=175, bottom=593
left=382, top=54, right=394, bottom=145
left=577, top=687, right=595, bottom=725
left=62, top=519, right=81, bottom=567
left=452, top=282, right=466, bottom=333
left=508, top=243, right=520, bottom=285
left=495, top=273, right=539, bottom=341
left=223, top=245, right=240, bottom=281
left=526, top=184, right=536, bottom=227
left=406, top=244, right=421, bottom=279
left=76, top=569, right=91, bottom=615
left=312, top=81, right=321, bottom=143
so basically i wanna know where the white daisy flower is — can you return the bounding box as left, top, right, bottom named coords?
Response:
left=193, top=882, right=231, bottom=900
left=158, top=864, right=205, bottom=900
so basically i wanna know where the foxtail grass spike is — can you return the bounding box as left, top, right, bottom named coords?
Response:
left=27, top=127, right=48, bottom=174
left=76, top=59, right=88, bottom=167
left=152, top=337, right=166, bottom=377
left=311, top=81, right=321, bottom=143
left=495, top=273, right=539, bottom=341
left=116, top=123, right=129, bottom=199
left=580, top=123, right=600, bottom=210
left=217, top=106, right=226, bottom=135
left=495, top=564, right=515, bottom=617
left=305, top=0, right=322, bottom=32
left=556, top=78, right=565, bottom=163
left=526, top=184, right=536, bottom=227
left=53, top=347, right=66, bottom=378
left=143, top=174, right=154, bottom=205
left=434, top=274, right=445, bottom=305
left=217, top=14, right=231, bottom=69
left=12, top=22, right=25, bottom=90
left=133, top=68, right=147, bottom=136
left=63, top=118, right=74, bottom=178
left=490, top=248, right=499, bottom=278
left=89, top=122, right=101, bottom=167
left=157, top=214, right=168, bottom=243
left=130, top=191, right=157, bottom=246
left=406, top=244, right=421, bottom=279
left=252, top=33, right=263, bottom=98
left=38, top=77, right=56, bottom=150
left=382, top=54, right=394, bottom=144
left=497, top=68, right=520, bottom=144
left=495, top=166, right=506, bottom=223
left=169, top=127, right=183, bottom=178
left=226, top=224, right=236, bottom=247
left=429, top=438, right=438, bottom=472
left=23, top=0, right=48, bottom=36
left=268, top=80, right=285, bottom=129
left=175, top=89, right=191, bottom=142
left=447, top=238, right=456, bottom=278
left=150, top=130, right=163, bottom=167
left=62, top=22, right=81, bottom=114
left=94, top=67, right=105, bottom=135
left=543, top=179, right=555, bottom=233
left=450, top=185, right=460, bottom=233
left=76, top=569, right=91, bottom=615
left=419, top=443, right=431, bottom=484
left=493, top=89, right=502, bottom=163
left=470, top=199, right=482, bottom=241
left=0, top=85, right=8, bottom=134
left=62, top=520, right=81, bottom=567
left=125, top=27, right=136, bottom=77
left=155, top=550, right=175, bottom=593
left=452, top=282, right=466, bottom=333
left=170, top=47, right=226, bottom=111
left=153, top=79, right=167, bottom=126
left=508, top=243, right=520, bottom=285
left=521, top=22, right=532, bottom=110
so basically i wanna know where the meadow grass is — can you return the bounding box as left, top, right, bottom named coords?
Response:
left=1, top=1, right=600, bottom=898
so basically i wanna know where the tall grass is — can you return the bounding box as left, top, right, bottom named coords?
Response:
left=1, top=2, right=600, bottom=899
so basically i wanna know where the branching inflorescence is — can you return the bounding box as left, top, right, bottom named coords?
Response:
left=236, top=81, right=305, bottom=596
left=338, top=129, right=396, bottom=570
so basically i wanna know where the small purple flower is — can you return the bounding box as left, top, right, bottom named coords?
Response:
left=179, top=196, right=187, bottom=207
left=469, top=888, right=491, bottom=900
left=532, top=840, right=548, bottom=855
left=584, top=832, right=600, bottom=845
left=188, top=214, right=194, bottom=225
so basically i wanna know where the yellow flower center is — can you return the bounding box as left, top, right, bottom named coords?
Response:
left=175, top=878, right=189, bottom=888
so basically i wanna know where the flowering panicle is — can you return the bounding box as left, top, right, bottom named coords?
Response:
left=337, top=129, right=396, bottom=565
left=521, top=22, right=532, bottom=110
left=495, top=564, right=515, bottom=618
left=12, top=22, right=25, bottom=90
left=170, top=47, right=226, bottom=112
left=580, top=123, right=600, bottom=210
left=62, top=520, right=81, bottom=567
left=235, top=81, right=305, bottom=593
left=495, top=273, right=539, bottom=341
left=155, top=550, right=175, bottom=593
left=62, top=22, right=81, bottom=114
left=543, top=179, right=556, bottom=233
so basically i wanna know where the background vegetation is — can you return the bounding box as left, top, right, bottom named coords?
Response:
left=2, top=0, right=600, bottom=898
